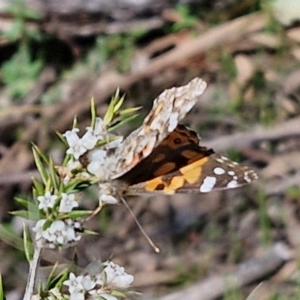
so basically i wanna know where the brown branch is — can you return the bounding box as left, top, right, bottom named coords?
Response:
left=203, top=117, right=300, bottom=152
left=158, top=243, right=292, bottom=300
left=264, top=172, right=300, bottom=196
left=55, top=12, right=268, bottom=130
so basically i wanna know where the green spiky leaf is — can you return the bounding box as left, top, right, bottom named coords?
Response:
left=32, top=145, right=49, bottom=185
left=23, top=225, right=34, bottom=262
left=108, top=114, right=139, bottom=131
left=58, top=210, right=93, bottom=219
left=0, top=274, right=4, bottom=300
left=0, top=224, right=24, bottom=250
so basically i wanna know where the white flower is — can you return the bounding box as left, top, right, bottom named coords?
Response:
left=86, top=117, right=106, bottom=138
left=37, top=191, right=57, bottom=210
left=100, top=194, right=119, bottom=205
left=87, top=161, right=100, bottom=176
left=70, top=292, right=85, bottom=300
left=63, top=262, right=133, bottom=300
left=65, top=226, right=77, bottom=241
left=66, top=159, right=82, bottom=170
left=105, top=137, right=123, bottom=150
left=101, top=262, right=134, bottom=288
left=42, top=220, right=66, bottom=246
left=89, top=149, right=107, bottom=162
left=62, top=159, right=83, bottom=183
left=64, top=129, right=87, bottom=159
left=64, top=273, right=84, bottom=294
left=82, top=275, right=96, bottom=291
left=81, top=130, right=98, bottom=150
left=94, top=117, right=106, bottom=135
left=47, top=288, right=64, bottom=299
left=64, top=273, right=97, bottom=299
left=32, top=219, right=47, bottom=241
left=59, top=193, right=78, bottom=213
left=65, top=223, right=81, bottom=243
left=66, top=219, right=81, bottom=229
left=33, top=219, right=82, bottom=249
left=95, top=273, right=104, bottom=286
left=87, top=149, right=107, bottom=177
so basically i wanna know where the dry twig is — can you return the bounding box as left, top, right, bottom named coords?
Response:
left=157, top=243, right=292, bottom=300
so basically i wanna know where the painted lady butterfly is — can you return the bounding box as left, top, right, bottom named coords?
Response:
left=87, top=78, right=258, bottom=203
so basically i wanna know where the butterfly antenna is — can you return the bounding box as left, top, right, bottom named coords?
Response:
left=120, top=196, right=160, bottom=253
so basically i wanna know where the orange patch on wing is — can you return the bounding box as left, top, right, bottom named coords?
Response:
left=168, top=176, right=185, bottom=190
left=145, top=176, right=177, bottom=195
left=126, top=155, right=140, bottom=168
left=145, top=103, right=164, bottom=133
left=180, top=157, right=208, bottom=184
left=145, top=177, right=165, bottom=192
left=154, top=102, right=164, bottom=115
left=152, top=153, right=166, bottom=163
left=182, top=149, right=199, bottom=159
left=145, top=158, right=209, bottom=193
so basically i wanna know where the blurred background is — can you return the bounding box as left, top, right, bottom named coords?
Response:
left=1, top=0, right=300, bottom=299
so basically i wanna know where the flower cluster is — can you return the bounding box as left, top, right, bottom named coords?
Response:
left=37, top=192, right=78, bottom=213
left=64, top=118, right=106, bottom=160
left=31, top=112, right=126, bottom=249
left=63, top=117, right=123, bottom=205
left=32, top=192, right=82, bottom=249
left=33, top=218, right=81, bottom=249
left=63, top=261, right=134, bottom=300
left=20, top=94, right=139, bottom=299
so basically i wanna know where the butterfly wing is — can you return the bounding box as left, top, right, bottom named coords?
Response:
left=119, top=124, right=214, bottom=185
left=127, top=153, right=258, bottom=195
left=110, top=78, right=207, bottom=179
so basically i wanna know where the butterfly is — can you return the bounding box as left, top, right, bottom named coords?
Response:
left=86, top=78, right=258, bottom=203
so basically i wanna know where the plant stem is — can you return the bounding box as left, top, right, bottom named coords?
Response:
left=23, top=246, right=42, bottom=300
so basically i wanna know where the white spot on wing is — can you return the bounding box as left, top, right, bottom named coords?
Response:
left=214, top=167, right=225, bottom=175
left=227, top=180, right=238, bottom=188
left=221, top=156, right=229, bottom=161
left=244, top=175, right=252, bottom=182
left=200, top=176, right=217, bottom=192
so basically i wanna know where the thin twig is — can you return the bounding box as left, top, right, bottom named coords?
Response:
left=158, top=243, right=292, bottom=300
left=204, top=117, right=300, bottom=152
left=24, top=246, right=42, bottom=300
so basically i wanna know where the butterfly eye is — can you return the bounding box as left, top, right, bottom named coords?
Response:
left=174, top=138, right=182, bottom=144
